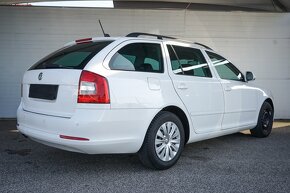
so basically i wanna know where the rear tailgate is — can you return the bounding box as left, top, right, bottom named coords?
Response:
left=21, top=40, right=114, bottom=118
left=22, top=69, right=81, bottom=118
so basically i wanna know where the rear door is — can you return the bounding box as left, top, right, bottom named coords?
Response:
left=22, top=41, right=112, bottom=118
left=165, top=43, right=224, bottom=134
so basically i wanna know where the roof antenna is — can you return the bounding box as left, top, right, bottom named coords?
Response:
left=98, top=20, right=110, bottom=37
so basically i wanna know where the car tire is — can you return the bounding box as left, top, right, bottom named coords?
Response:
left=250, top=101, right=274, bottom=138
left=138, top=111, right=185, bottom=170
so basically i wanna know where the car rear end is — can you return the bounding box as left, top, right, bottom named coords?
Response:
left=17, top=38, right=147, bottom=154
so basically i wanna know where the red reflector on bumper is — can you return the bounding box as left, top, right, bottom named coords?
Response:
left=60, top=135, right=89, bottom=141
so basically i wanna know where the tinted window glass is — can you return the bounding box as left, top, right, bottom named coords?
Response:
left=206, top=51, right=244, bottom=81
left=109, top=43, right=163, bottom=73
left=167, top=45, right=212, bottom=77
left=30, top=41, right=113, bottom=70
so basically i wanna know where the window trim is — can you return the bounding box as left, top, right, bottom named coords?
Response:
left=166, top=44, right=213, bottom=79
left=106, top=41, right=165, bottom=74
left=205, top=50, right=245, bottom=82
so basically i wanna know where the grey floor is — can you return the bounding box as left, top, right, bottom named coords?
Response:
left=0, top=120, right=290, bottom=193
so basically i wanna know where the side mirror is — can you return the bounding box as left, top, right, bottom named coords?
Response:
left=245, top=71, right=255, bottom=81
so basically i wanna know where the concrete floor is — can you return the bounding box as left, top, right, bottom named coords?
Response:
left=0, top=120, right=290, bottom=193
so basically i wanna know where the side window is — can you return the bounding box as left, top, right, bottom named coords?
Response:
left=206, top=51, right=244, bottom=82
left=109, top=43, right=163, bottom=73
left=167, top=45, right=212, bottom=78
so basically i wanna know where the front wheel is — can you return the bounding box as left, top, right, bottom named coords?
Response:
left=138, top=111, right=185, bottom=170
left=250, top=101, right=274, bottom=138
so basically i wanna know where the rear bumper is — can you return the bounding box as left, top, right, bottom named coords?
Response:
left=17, top=103, right=157, bottom=154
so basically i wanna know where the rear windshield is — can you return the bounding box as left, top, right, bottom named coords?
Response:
left=29, top=41, right=113, bottom=70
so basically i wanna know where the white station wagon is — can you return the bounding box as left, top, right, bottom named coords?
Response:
left=17, top=33, right=274, bottom=169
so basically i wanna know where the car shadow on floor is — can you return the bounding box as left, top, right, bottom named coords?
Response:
left=3, top=128, right=255, bottom=171
left=2, top=120, right=289, bottom=172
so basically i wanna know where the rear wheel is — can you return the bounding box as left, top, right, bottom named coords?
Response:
left=138, top=111, right=185, bottom=170
left=250, top=101, right=274, bottom=138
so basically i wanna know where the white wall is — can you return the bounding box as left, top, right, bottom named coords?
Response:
left=0, top=6, right=289, bottom=118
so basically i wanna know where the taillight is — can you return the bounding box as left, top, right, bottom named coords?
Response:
left=78, top=70, right=110, bottom=104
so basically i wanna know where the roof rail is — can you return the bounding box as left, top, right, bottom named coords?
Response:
left=194, top=42, right=213, bottom=50
left=126, top=32, right=176, bottom=40
left=125, top=33, right=213, bottom=50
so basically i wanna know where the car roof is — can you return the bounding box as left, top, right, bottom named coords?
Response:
left=65, top=33, right=213, bottom=51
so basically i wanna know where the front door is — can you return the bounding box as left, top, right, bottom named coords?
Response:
left=205, top=51, right=258, bottom=130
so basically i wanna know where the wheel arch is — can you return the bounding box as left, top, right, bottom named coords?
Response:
left=160, top=106, right=190, bottom=145
left=265, top=98, right=274, bottom=112
left=250, top=97, right=274, bottom=138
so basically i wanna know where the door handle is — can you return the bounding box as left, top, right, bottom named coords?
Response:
left=177, top=83, right=188, bottom=90
left=225, top=86, right=232, bottom=91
